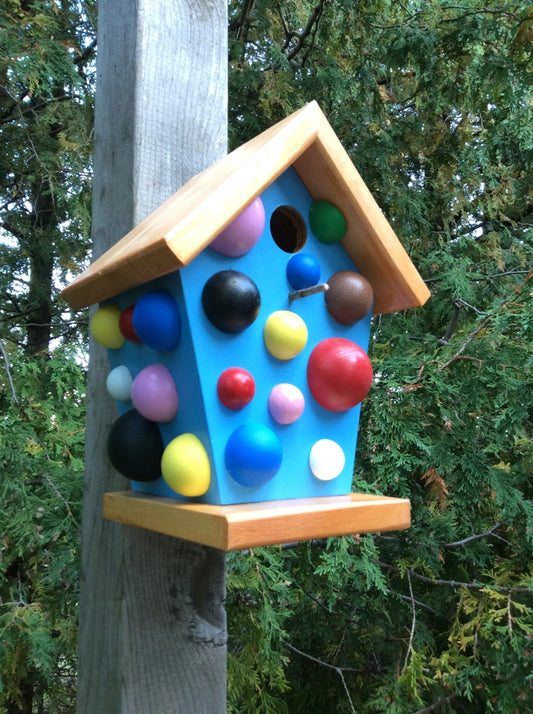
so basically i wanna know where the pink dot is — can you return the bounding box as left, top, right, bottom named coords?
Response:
left=268, top=383, right=305, bottom=424
left=209, top=197, right=265, bottom=257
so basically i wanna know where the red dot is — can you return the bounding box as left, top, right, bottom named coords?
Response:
left=119, top=305, right=142, bottom=343
left=307, top=338, right=373, bottom=411
left=217, top=368, right=255, bottom=410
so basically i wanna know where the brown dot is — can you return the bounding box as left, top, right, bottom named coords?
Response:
left=325, top=271, right=374, bottom=325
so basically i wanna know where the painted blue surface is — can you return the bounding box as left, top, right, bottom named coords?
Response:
left=105, top=167, right=373, bottom=505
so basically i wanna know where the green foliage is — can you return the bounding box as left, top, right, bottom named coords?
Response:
left=1, top=1, right=532, bottom=712
left=0, top=348, right=85, bottom=713
left=0, top=0, right=95, bottom=353
left=0, top=2, right=93, bottom=709
left=227, top=1, right=533, bottom=711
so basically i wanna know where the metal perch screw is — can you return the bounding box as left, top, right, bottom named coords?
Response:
left=288, top=282, right=329, bottom=302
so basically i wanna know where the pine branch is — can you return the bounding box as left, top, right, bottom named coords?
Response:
left=438, top=302, right=462, bottom=345
left=403, top=571, right=416, bottom=670
left=73, top=38, right=97, bottom=65
left=0, top=338, right=18, bottom=403
left=285, top=642, right=357, bottom=713
left=442, top=522, right=503, bottom=548
left=372, top=5, right=521, bottom=29
left=439, top=6, right=520, bottom=23
left=438, top=270, right=532, bottom=370
left=411, top=693, right=459, bottom=714
left=376, top=561, right=533, bottom=595
left=284, top=1, right=326, bottom=63
left=42, top=471, right=80, bottom=529
left=230, top=0, right=257, bottom=41
left=392, top=591, right=443, bottom=619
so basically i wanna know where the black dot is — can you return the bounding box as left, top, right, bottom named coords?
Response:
left=202, top=270, right=261, bottom=334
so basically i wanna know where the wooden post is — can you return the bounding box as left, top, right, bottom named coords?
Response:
left=78, top=2, right=227, bottom=712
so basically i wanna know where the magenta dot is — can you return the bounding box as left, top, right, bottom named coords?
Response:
left=268, top=383, right=305, bottom=424
left=209, top=197, right=265, bottom=257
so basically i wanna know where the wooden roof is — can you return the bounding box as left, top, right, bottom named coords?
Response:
left=62, top=101, right=430, bottom=314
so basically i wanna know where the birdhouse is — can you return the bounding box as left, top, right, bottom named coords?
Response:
left=62, top=102, right=429, bottom=549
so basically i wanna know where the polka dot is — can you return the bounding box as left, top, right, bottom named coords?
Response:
left=309, top=439, right=345, bottom=480
left=263, top=310, right=308, bottom=360
left=107, top=409, right=163, bottom=482
left=118, top=305, right=142, bottom=343
left=325, top=271, right=374, bottom=325
left=161, top=434, right=211, bottom=497
left=217, top=368, right=255, bottom=410
left=210, top=196, right=265, bottom=257
left=106, top=365, right=133, bottom=402
left=307, top=338, right=373, bottom=411
left=286, top=253, right=321, bottom=290
left=133, top=291, right=181, bottom=351
left=268, top=384, right=305, bottom=424
left=225, top=423, right=282, bottom=488
left=131, top=364, right=178, bottom=422
left=202, top=270, right=260, bottom=334
left=309, top=201, right=347, bottom=244
left=91, top=304, right=124, bottom=349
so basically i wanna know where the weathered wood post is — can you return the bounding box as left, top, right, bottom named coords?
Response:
left=78, top=2, right=228, bottom=711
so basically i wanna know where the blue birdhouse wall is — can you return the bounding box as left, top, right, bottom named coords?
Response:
left=100, top=167, right=375, bottom=506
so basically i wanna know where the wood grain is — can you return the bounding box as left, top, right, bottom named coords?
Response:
left=62, top=102, right=430, bottom=315
left=103, top=491, right=411, bottom=551
left=78, top=2, right=228, bottom=712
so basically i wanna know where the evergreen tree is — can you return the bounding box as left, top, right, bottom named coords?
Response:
left=226, top=2, right=533, bottom=712
left=1, top=1, right=532, bottom=712
left=0, top=0, right=95, bottom=354
left=0, top=2, right=94, bottom=711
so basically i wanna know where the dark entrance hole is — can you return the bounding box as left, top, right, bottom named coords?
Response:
left=270, top=205, right=307, bottom=253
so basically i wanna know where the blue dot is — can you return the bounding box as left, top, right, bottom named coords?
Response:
left=225, top=423, right=282, bottom=488
left=286, top=253, right=321, bottom=290
left=133, top=290, right=181, bottom=351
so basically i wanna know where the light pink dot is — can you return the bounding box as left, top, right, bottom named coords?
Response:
left=268, top=383, right=305, bottom=424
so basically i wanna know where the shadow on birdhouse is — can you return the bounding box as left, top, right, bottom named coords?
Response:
left=62, top=102, right=430, bottom=550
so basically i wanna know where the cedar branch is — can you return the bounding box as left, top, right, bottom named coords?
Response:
left=376, top=561, right=533, bottom=595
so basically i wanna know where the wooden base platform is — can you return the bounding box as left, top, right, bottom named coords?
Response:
left=103, top=491, right=410, bottom=550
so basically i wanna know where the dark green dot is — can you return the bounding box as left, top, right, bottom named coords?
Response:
left=309, top=201, right=347, bottom=244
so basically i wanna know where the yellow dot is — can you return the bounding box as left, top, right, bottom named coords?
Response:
left=91, top=304, right=124, bottom=349
left=264, top=310, right=308, bottom=360
left=161, top=434, right=211, bottom=497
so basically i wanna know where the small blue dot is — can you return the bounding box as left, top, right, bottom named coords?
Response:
left=286, top=253, right=321, bottom=290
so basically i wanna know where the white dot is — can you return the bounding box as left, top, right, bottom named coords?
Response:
left=309, top=439, right=345, bottom=480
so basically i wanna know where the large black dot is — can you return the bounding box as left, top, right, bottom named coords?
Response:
left=107, top=409, right=164, bottom=482
left=202, top=270, right=261, bottom=334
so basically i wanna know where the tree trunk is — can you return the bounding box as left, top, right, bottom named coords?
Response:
left=78, top=2, right=228, bottom=712
left=25, top=181, right=55, bottom=355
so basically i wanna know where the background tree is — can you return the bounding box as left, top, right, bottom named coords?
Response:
left=226, top=2, right=532, bottom=712
left=0, top=2, right=94, bottom=712
left=0, top=1, right=532, bottom=712
left=0, top=0, right=95, bottom=354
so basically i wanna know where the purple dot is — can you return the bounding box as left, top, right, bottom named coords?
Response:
left=209, top=197, right=265, bottom=257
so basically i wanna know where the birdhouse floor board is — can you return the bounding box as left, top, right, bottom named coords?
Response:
left=103, top=491, right=411, bottom=550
